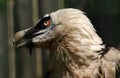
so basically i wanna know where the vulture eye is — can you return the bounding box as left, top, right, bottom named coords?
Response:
left=44, top=20, right=51, bottom=27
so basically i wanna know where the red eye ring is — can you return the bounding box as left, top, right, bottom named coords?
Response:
left=44, top=20, right=51, bottom=26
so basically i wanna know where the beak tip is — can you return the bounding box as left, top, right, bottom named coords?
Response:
left=12, top=38, right=15, bottom=44
left=12, top=38, right=17, bottom=47
left=15, top=31, right=25, bottom=41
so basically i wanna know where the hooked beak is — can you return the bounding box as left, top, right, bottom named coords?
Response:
left=13, top=26, right=44, bottom=48
left=13, top=27, right=43, bottom=56
left=13, top=27, right=34, bottom=48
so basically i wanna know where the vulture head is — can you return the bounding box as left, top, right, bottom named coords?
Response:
left=14, top=8, right=120, bottom=78
left=14, top=8, right=103, bottom=49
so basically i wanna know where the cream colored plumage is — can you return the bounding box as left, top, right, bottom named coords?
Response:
left=14, top=8, right=120, bottom=78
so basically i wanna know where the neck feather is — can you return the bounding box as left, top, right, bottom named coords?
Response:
left=49, top=34, right=104, bottom=65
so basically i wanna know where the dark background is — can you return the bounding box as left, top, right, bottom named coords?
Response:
left=0, top=0, right=120, bottom=78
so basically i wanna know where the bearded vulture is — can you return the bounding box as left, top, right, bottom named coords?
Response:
left=14, top=8, right=120, bottom=78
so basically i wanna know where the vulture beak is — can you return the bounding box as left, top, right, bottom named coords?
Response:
left=14, top=26, right=45, bottom=48
left=14, top=27, right=37, bottom=48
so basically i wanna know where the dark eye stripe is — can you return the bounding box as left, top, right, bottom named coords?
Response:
left=42, top=16, right=51, bottom=22
left=34, top=16, right=51, bottom=29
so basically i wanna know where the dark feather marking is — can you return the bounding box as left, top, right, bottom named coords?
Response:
left=97, top=44, right=111, bottom=58
left=26, top=39, right=34, bottom=56
left=28, top=47, right=33, bottom=56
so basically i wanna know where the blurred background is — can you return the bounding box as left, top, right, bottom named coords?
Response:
left=0, top=0, right=120, bottom=78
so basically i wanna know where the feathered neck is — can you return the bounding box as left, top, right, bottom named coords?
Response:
left=48, top=35, right=105, bottom=78
left=49, top=33, right=104, bottom=62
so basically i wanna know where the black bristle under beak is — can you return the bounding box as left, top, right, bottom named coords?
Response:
left=28, top=47, right=33, bottom=56
left=25, top=39, right=34, bottom=56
